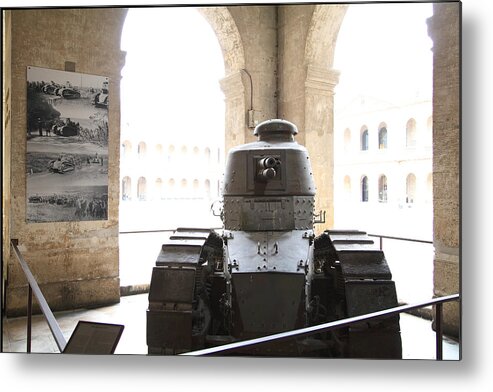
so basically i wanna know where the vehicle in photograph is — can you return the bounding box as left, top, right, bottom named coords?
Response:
left=28, top=195, right=43, bottom=203
left=48, top=155, right=76, bottom=174
left=59, top=88, right=81, bottom=99
left=42, top=84, right=59, bottom=95
left=53, top=119, right=80, bottom=137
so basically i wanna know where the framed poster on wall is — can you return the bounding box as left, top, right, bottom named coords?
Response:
left=26, top=66, right=109, bottom=223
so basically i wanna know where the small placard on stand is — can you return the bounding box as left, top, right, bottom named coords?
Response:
left=63, top=321, right=124, bottom=354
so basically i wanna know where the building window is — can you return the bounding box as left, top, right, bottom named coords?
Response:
left=205, top=179, right=211, bottom=198
left=378, top=123, right=388, bottom=149
left=168, top=145, right=175, bottom=164
left=156, top=144, right=163, bottom=158
left=361, top=176, right=369, bottom=202
left=155, top=178, right=163, bottom=200
left=344, top=128, right=351, bottom=151
left=137, top=177, right=147, bottom=201
left=426, top=173, right=433, bottom=203
left=122, top=140, right=132, bottom=157
left=344, top=175, right=351, bottom=194
left=406, top=173, right=416, bottom=203
left=378, top=175, right=388, bottom=202
left=168, top=178, right=175, bottom=197
left=426, top=115, right=433, bottom=146
left=122, top=176, right=132, bottom=201
left=406, top=118, right=417, bottom=147
left=138, top=142, right=147, bottom=159
left=361, top=127, right=369, bottom=151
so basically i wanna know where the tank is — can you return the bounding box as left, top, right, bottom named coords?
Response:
left=146, top=119, right=402, bottom=358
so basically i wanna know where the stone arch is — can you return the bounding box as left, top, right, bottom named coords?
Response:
left=198, top=8, right=247, bottom=151
left=305, top=5, right=347, bottom=69
left=303, top=4, right=347, bottom=231
left=197, top=7, right=245, bottom=74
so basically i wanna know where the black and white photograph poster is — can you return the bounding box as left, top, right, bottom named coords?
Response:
left=26, top=65, right=109, bottom=223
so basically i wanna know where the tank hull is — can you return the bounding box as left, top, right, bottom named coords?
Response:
left=146, top=120, right=401, bottom=357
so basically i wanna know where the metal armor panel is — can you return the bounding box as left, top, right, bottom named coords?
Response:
left=226, top=230, right=312, bottom=273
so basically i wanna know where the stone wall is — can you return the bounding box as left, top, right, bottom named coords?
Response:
left=278, top=5, right=346, bottom=232
left=211, top=5, right=347, bottom=233
left=2, top=11, right=12, bottom=311
left=428, top=3, right=461, bottom=337
left=5, top=9, right=127, bottom=316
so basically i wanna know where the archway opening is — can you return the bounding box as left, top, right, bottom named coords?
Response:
left=118, top=7, right=225, bottom=287
left=333, top=3, right=433, bottom=305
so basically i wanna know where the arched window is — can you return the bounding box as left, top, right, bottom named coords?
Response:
left=205, top=179, right=211, bottom=198
left=344, top=175, right=351, bottom=194
left=205, top=147, right=211, bottom=162
left=168, top=178, right=175, bottom=197
left=406, top=118, right=417, bottom=147
left=426, top=115, right=433, bottom=146
left=168, top=144, right=175, bottom=163
left=406, top=173, right=416, bottom=203
left=138, top=142, right=147, bottom=159
left=122, top=140, right=132, bottom=157
left=137, top=177, right=147, bottom=201
left=193, top=146, right=200, bottom=156
left=361, top=126, right=369, bottom=151
left=361, top=176, right=369, bottom=202
left=156, top=144, right=163, bottom=157
left=155, top=178, right=163, bottom=200
left=193, top=179, right=200, bottom=192
left=378, top=175, right=388, bottom=202
left=426, top=173, right=433, bottom=203
left=378, top=123, right=388, bottom=149
left=344, top=128, right=351, bottom=151
left=179, top=145, right=188, bottom=165
left=122, top=176, right=132, bottom=201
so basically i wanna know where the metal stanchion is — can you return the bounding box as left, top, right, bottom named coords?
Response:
left=436, top=303, right=443, bottom=360
left=27, top=286, right=32, bottom=353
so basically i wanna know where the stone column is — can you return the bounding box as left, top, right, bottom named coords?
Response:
left=428, top=3, right=460, bottom=337
left=6, top=9, right=127, bottom=316
left=220, top=70, right=248, bottom=152
left=304, top=65, right=339, bottom=233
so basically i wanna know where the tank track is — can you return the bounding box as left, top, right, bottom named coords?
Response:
left=146, top=228, right=223, bottom=355
left=314, top=230, right=402, bottom=358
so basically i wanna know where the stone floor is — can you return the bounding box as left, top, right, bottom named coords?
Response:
left=2, top=293, right=460, bottom=359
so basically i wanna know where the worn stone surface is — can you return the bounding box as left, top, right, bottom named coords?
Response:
left=2, top=11, right=13, bottom=306
left=205, top=5, right=346, bottom=233
left=434, top=254, right=460, bottom=338
left=428, top=2, right=461, bottom=335
left=6, top=9, right=127, bottom=316
left=6, top=277, right=121, bottom=317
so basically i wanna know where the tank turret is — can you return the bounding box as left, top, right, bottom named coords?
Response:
left=222, top=119, right=315, bottom=231
left=146, top=119, right=402, bottom=358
